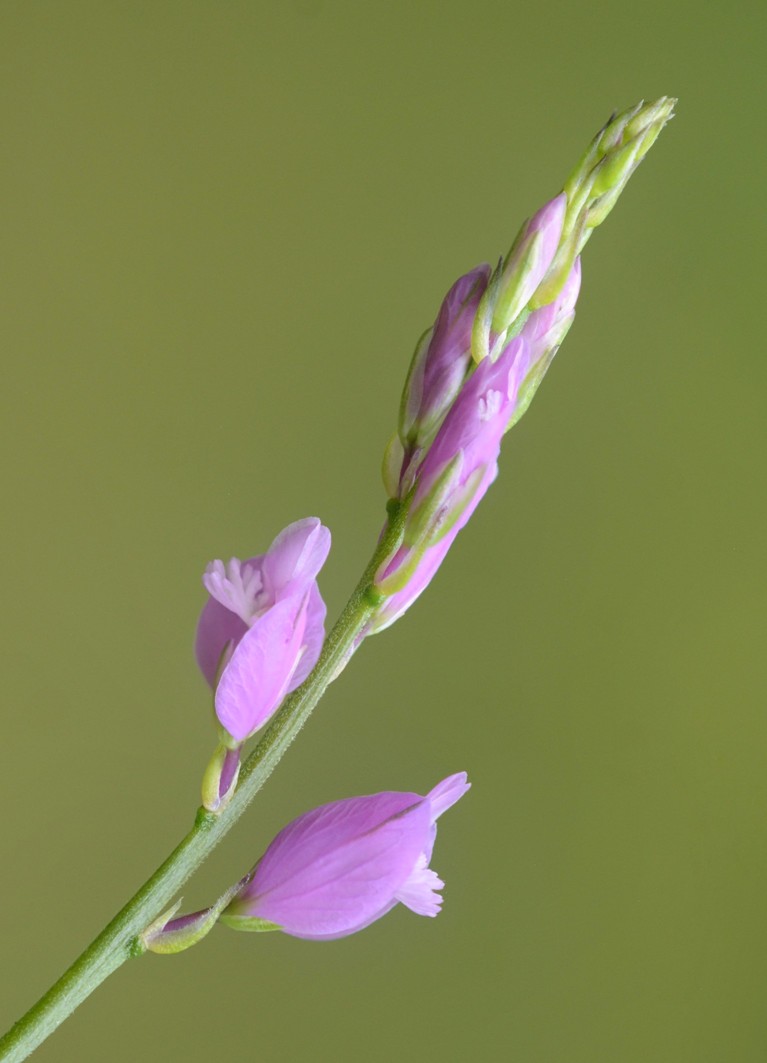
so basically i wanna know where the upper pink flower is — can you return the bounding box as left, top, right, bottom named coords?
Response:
left=195, top=518, right=331, bottom=742
left=222, top=772, right=470, bottom=940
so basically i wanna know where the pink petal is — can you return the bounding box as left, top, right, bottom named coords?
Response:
left=526, top=193, right=566, bottom=276
left=214, top=596, right=308, bottom=742
left=286, top=581, right=327, bottom=691
left=427, top=772, right=471, bottom=821
left=395, top=856, right=445, bottom=916
left=262, top=518, right=331, bottom=600
left=195, top=595, right=250, bottom=689
left=240, top=795, right=431, bottom=940
left=522, top=256, right=582, bottom=347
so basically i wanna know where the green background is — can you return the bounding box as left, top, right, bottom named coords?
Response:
left=1, top=2, right=764, bottom=1060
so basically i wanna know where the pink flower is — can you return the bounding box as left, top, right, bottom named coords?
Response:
left=195, top=518, right=330, bottom=743
left=221, top=773, right=470, bottom=940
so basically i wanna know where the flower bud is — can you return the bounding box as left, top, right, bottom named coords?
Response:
left=506, top=256, right=582, bottom=432
left=533, top=97, right=675, bottom=306
left=370, top=338, right=526, bottom=630
left=490, top=193, right=566, bottom=336
left=200, top=742, right=241, bottom=814
left=141, top=883, right=242, bottom=955
left=399, top=265, right=491, bottom=457
left=372, top=99, right=672, bottom=633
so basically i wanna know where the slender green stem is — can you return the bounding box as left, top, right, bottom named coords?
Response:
left=0, top=511, right=404, bottom=1063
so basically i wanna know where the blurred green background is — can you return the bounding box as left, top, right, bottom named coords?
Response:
left=1, top=2, right=764, bottom=1060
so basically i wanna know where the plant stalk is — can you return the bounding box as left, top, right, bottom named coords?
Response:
left=0, top=512, right=403, bottom=1063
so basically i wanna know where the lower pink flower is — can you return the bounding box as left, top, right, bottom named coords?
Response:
left=221, top=773, right=470, bottom=940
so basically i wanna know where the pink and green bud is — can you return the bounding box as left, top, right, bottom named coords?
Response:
left=141, top=882, right=243, bottom=955
left=533, top=96, right=675, bottom=306
left=371, top=258, right=582, bottom=632
left=195, top=518, right=330, bottom=747
left=487, top=193, right=566, bottom=340
left=371, top=336, right=526, bottom=629
left=221, top=773, right=470, bottom=940
left=395, top=265, right=491, bottom=496
left=200, top=742, right=241, bottom=814
left=506, top=256, right=582, bottom=432
left=373, top=98, right=672, bottom=632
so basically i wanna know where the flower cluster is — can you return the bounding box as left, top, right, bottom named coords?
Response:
left=177, top=97, right=674, bottom=944
left=372, top=97, right=674, bottom=632
left=0, top=99, right=676, bottom=1063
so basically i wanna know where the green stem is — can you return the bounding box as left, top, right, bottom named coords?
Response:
left=0, top=511, right=404, bottom=1063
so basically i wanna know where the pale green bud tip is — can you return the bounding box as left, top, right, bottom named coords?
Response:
left=218, top=914, right=282, bottom=933
left=402, top=452, right=465, bottom=548
left=535, top=96, right=675, bottom=305
left=382, top=432, right=405, bottom=499
left=565, top=96, right=676, bottom=204
left=491, top=193, right=567, bottom=336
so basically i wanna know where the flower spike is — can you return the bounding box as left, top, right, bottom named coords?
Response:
left=370, top=98, right=674, bottom=632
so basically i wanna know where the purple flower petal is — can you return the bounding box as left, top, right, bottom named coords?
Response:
left=224, top=774, right=470, bottom=941
left=234, top=794, right=431, bottom=940
left=262, top=518, right=331, bottom=601
left=214, top=596, right=308, bottom=742
left=369, top=534, right=454, bottom=633
left=286, top=582, right=327, bottom=691
left=371, top=345, right=520, bottom=630
left=418, top=335, right=523, bottom=486
left=427, top=772, right=472, bottom=820
left=394, top=856, right=445, bottom=916
left=194, top=520, right=331, bottom=701
left=195, top=595, right=250, bottom=689
left=202, top=557, right=266, bottom=623
left=402, top=265, right=491, bottom=446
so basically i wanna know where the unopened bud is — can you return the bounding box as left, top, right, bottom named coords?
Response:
left=491, top=194, right=566, bottom=336
left=142, top=882, right=243, bottom=955
left=201, top=741, right=241, bottom=814
left=399, top=266, right=490, bottom=451
left=534, top=97, right=675, bottom=306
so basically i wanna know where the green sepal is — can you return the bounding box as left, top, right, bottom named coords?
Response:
left=398, top=327, right=433, bottom=443
left=145, top=906, right=219, bottom=956
left=201, top=741, right=241, bottom=814
left=142, top=881, right=244, bottom=956
left=590, top=133, right=643, bottom=198
left=218, top=914, right=283, bottom=933
left=505, top=314, right=574, bottom=433
left=381, top=432, right=405, bottom=499
left=402, top=452, right=464, bottom=548
left=491, top=230, right=543, bottom=335
left=374, top=539, right=432, bottom=598
left=427, top=465, right=487, bottom=544
left=530, top=217, right=584, bottom=308
left=471, top=258, right=503, bottom=364
left=555, top=97, right=676, bottom=286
